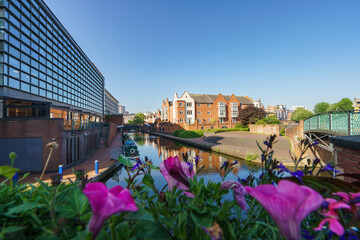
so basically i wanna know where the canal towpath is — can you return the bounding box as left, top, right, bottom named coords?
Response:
left=151, top=131, right=298, bottom=166
left=23, top=132, right=123, bottom=184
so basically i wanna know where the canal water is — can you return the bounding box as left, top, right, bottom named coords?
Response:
left=105, top=132, right=261, bottom=190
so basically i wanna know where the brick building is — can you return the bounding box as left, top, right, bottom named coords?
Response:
left=158, top=91, right=253, bottom=131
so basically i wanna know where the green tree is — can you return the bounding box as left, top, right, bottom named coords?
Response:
left=313, top=102, right=330, bottom=114
left=327, top=98, right=354, bottom=111
left=128, top=113, right=146, bottom=125
left=290, top=108, right=314, bottom=122
left=238, top=106, right=266, bottom=125
left=255, top=115, right=280, bottom=125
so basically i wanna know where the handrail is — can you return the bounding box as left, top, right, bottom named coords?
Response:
left=304, top=110, right=360, bottom=135
left=63, top=120, right=102, bottom=131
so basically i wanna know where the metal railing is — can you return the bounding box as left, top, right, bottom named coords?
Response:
left=304, top=110, right=360, bottom=135
left=63, top=120, right=102, bottom=130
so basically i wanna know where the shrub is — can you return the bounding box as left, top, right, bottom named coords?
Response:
left=173, top=129, right=185, bottom=137
left=235, top=123, right=247, bottom=128
left=178, top=130, right=202, bottom=138
left=255, top=115, right=280, bottom=125
left=245, top=153, right=259, bottom=161
left=280, top=128, right=285, bottom=136
left=238, top=106, right=266, bottom=125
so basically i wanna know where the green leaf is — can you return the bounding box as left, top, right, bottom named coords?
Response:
left=6, top=201, right=45, bottom=215
left=115, top=222, right=131, bottom=240
left=131, top=220, right=171, bottom=240
left=142, top=172, right=158, bottom=193
left=121, top=207, right=155, bottom=222
left=56, top=186, right=88, bottom=218
left=0, top=165, right=19, bottom=179
left=71, top=230, right=92, bottom=240
left=118, top=155, right=133, bottom=167
left=1, top=226, right=25, bottom=234
left=190, top=210, right=213, bottom=228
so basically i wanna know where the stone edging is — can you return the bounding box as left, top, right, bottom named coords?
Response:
left=90, top=162, right=122, bottom=182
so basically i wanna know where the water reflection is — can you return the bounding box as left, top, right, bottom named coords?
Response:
left=132, top=132, right=259, bottom=178
left=105, top=132, right=260, bottom=189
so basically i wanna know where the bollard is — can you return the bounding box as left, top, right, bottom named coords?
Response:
left=59, top=165, right=63, bottom=180
left=95, top=160, right=99, bottom=174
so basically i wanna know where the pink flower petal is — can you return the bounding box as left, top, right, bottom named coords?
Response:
left=350, top=192, right=360, bottom=198
left=221, top=181, right=247, bottom=211
left=314, top=219, right=329, bottom=231
left=328, top=218, right=345, bottom=236
left=325, top=198, right=338, bottom=204
left=160, top=157, right=194, bottom=198
left=333, top=192, right=350, bottom=202
left=83, top=183, right=137, bottom=239
left=331, top=202, right=351, bottom=210
left=246, top=180, right=323, bottom=240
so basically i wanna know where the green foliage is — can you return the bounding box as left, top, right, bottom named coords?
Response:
left=279, top=128, right=285, bottom=136
left=128, top=113, right=146, bottom=125
left=327, top=98, right=354, bottom=111
left=290, top=108, right=314, bottom=122
left=313, top=102, right=330, bottom=114
left=238, top=105, right=266, bottom=125
left=173, top=129, right=185, bottom=137
left=178, top=130, right=202, bottom=138
left=0, top=181, right=91, bottom=239
left=255, top=115, right=280, bottom=125
left=245, top=153, right=259, bottom=161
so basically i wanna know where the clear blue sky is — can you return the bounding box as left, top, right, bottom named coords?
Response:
left=45, top=0, right=360, bottom=113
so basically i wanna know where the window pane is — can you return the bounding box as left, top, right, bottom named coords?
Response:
left=8, top=77, right=19, bottom=88
left=9, top=56, right=19, bottom=68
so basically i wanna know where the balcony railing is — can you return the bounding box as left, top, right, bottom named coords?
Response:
left=63, top=120, right=102, bottom=130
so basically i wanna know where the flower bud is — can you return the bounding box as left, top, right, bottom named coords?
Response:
left=9, top=152, right=17, bottom=160
left=158, top=191, right=166, bottom=202
left=46, top=141, right=59, bottom=150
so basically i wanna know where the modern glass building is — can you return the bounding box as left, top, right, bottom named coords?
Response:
left=105, top=89, right=119, bottom=115
left=0, top=0, right=104, bottom=122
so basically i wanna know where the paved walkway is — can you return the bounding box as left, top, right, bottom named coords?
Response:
left=201, top=131, right=292, bottom=162
left=153, top=131, right=295, bottom=165
left=23, top=132, right=123, bottom=184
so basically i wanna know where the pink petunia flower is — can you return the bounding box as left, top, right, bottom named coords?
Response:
left=221, top=180, right=247, bottom=211
left=159, top=156, right=194, bottom=197
left=83, top=182, right=138, bottom=239
left=314, top=197, right=351, bottom=236
left=245, top=180, right=323, bottom=240
left=333, top=191, right=360, bottom=207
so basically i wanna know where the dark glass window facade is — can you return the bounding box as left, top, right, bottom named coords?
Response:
left=0, top=0, right=104, bottom=116
left=105, top=89, right=119, bottom=115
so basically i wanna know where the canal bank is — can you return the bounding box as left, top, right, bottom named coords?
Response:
left=150, top=131, right=297, bottom=166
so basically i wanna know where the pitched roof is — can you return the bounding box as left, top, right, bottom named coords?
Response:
left=235, top=96, right=253, bottom=104
left=189, top=94, right=214, bottom=103
left=189, top=93, right=253, bottom=104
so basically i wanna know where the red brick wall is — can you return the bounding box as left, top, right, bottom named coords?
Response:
left=109, top=115, right=124, bottom=125
left=0, top=119, right=64, bottom=172
left=336, top=146, right=360, bottom=174
left=107, top=122, right=117, bottom=146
